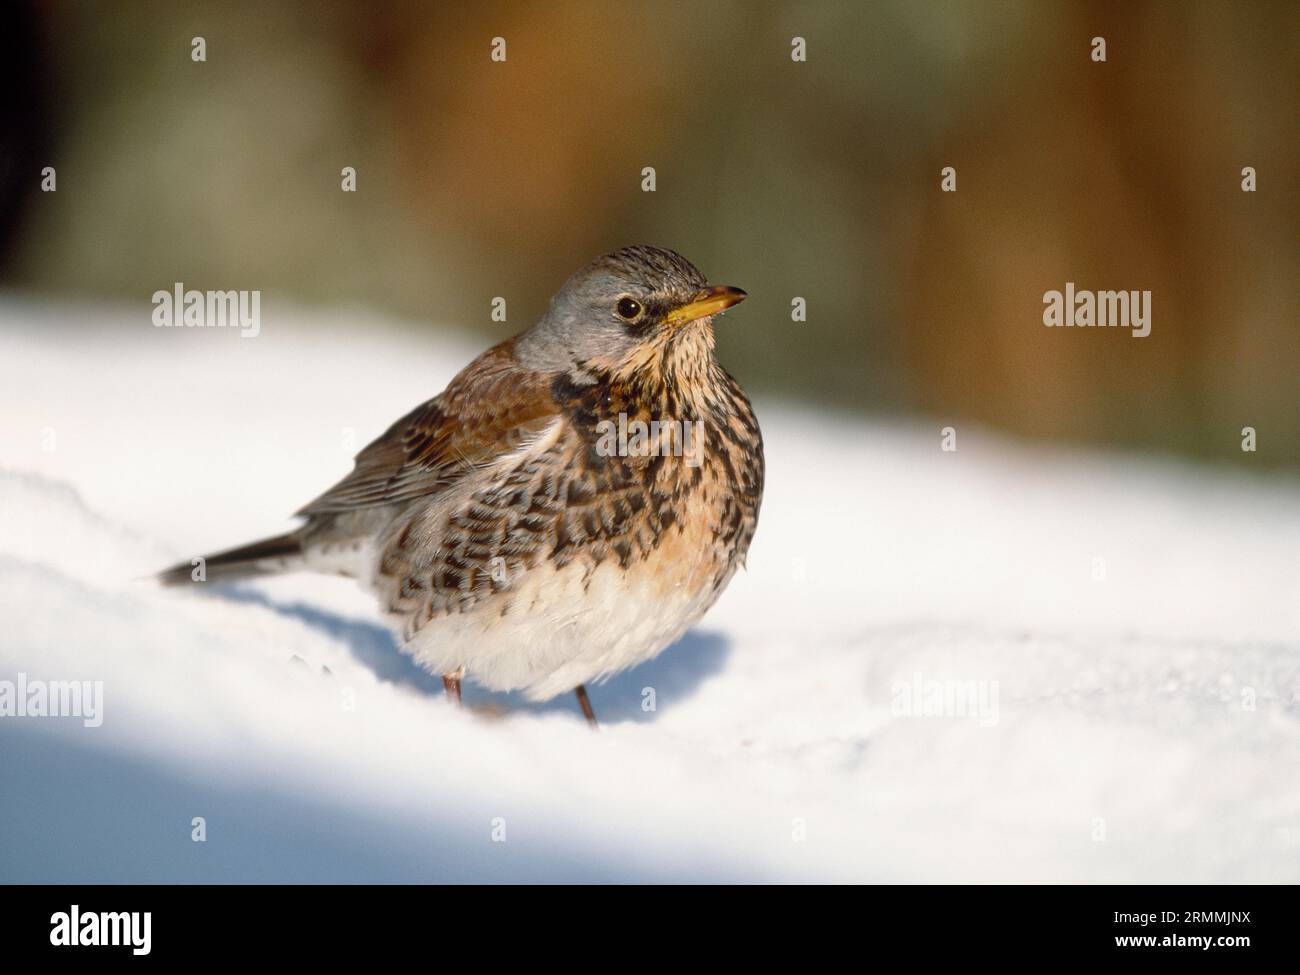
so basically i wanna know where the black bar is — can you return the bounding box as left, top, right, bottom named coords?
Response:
left=0, top=885, right=1290, bottom=962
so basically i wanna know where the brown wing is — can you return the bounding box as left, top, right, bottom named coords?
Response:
left=297, top=338, right=559, bottom=517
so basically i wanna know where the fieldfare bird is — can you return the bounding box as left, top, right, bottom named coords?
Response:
left=161, top=246, right=764, bottom=725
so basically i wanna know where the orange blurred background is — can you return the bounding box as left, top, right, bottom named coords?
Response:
left=3, top=0, right=1296, bottom=462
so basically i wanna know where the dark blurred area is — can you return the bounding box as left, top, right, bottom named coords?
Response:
left=2, top=0, right=1296, bottom=462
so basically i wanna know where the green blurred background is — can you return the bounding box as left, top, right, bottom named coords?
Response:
left=3, top=0, right=1296, bottom=462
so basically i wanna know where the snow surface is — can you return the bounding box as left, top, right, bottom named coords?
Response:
left=2, top=296, right=1298, bottom=883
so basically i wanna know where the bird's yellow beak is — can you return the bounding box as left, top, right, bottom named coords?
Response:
left=664, top=285, right=747, bottom=327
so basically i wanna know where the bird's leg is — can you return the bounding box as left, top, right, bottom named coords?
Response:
left=574, top=684, right=598, bottom=728
left=442, top=670, right=463, bottom=705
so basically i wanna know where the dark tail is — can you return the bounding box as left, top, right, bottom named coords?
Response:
left=157, top=532, right=304, bottom=587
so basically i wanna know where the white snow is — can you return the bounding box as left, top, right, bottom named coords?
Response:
left=2, top=295, right=1298, bottom=882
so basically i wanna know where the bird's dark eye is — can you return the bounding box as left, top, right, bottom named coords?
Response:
left=615, top=297, right=643, bottom=321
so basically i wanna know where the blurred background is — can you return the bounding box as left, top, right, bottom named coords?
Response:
left=2, top=0, right=1296, bottom=463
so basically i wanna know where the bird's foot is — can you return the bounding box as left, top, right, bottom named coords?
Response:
left=574, top=684, right=598, bottom=729
left=442, top=669, right=464, bottom=705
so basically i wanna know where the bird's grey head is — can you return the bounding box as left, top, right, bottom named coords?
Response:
left=515, top=245, right=746, bottom=376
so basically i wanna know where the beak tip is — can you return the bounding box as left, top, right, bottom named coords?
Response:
left=710, top=284, right=746, bottom=310
left=666, top=284, right=749, bottom=326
